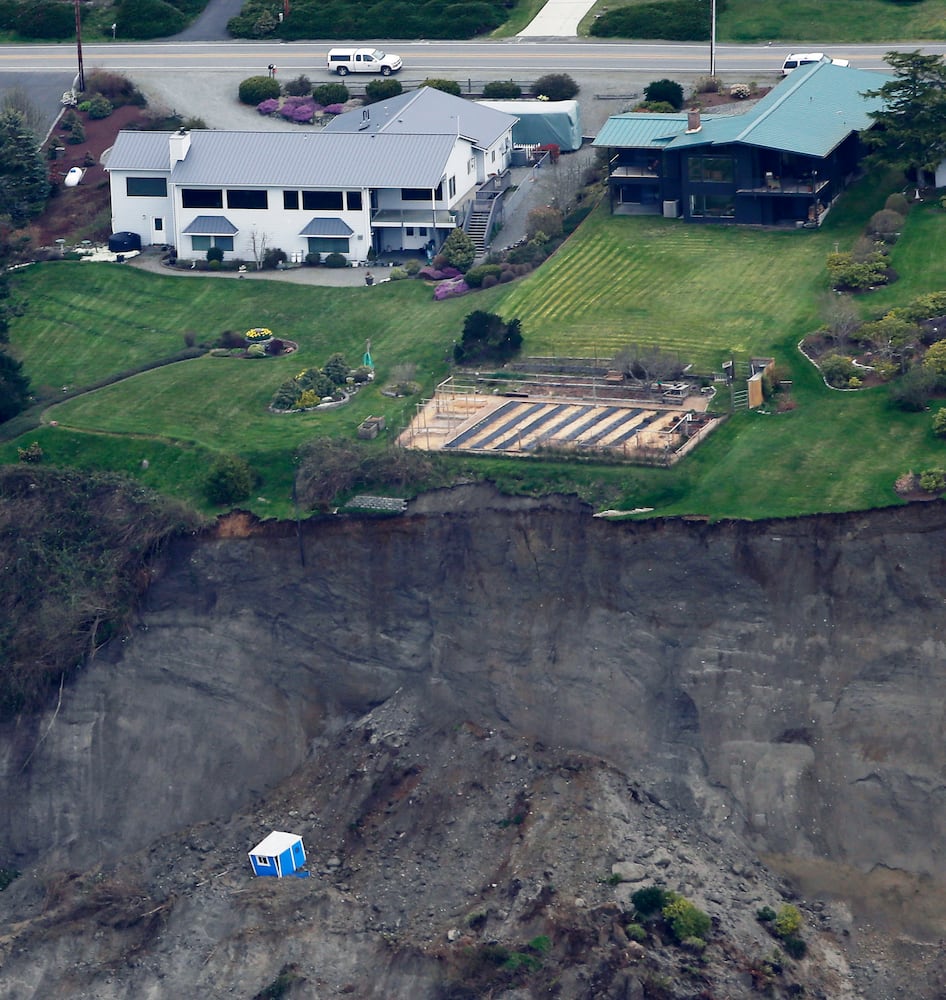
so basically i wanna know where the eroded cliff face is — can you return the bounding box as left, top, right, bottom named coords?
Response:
left=3, top=488, right=946, bottom=991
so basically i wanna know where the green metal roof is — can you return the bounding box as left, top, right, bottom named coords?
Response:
left=593, top=113, right=689, bottom=149
left=595, top=61, right=894, bottom=159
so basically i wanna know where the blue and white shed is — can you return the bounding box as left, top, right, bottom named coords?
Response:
left=248, top=831, right=306, bottom=878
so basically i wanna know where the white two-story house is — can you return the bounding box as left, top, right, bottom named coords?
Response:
left=105, top=87, right=517, bottom=263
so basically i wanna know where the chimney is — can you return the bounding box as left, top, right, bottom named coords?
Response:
left=686, top=109, right=701, bottom=133
left=169, top=128, right=191, bottom=165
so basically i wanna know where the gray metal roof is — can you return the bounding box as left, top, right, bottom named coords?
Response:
left=104, top=130, right=173, bottom=171
left=299, top=217, right=354, bottom=237
left=323, top=86, right=517, bottom=150
left=106, top=129, right=459, bottom=189
left=182, top=215, right=238, bottom=235
left=594, top=61, right=893, bottom=159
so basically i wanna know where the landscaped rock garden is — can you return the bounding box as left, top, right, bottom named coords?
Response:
left=209, top=328, right=298, bottom=359
left=270, top=353, right=373, bottom=412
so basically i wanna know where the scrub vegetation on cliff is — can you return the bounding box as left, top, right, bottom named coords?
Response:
left=0, top=465, right=199, bottom=715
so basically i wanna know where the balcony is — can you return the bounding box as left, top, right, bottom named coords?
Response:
left=740, top=173, right=828, bottom=196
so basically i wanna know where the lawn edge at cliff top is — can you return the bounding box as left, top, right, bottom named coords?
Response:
left=6, top=171, right=946, bottom=521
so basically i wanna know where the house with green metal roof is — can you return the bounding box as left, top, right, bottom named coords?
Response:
left=593, top=60, right=892, bottom=227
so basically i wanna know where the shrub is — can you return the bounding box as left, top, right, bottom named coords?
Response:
left=820, top=354, right=858, bottom=388
left=920, top=468, right=946, bottom=493
left=693, top=75, right=722, bottom=94
left=204, top=455, right=254, bottom=505
left=239, top=75, right=280, bottom=105
left=17, top=1, right=74, bottom=38
left=323, top=252, right=347, bottom=268
left=84, top=70, right=146, bottom=107
left=923, top=339, right=946, bottom=377
left=662, top=896, right=711, bottom=944
left=773, top=905, right=802, bottom=939
left=313, top=82, right=349, bottom=106
left=590, top=0, right=715, bottom=40
left=756, top=906, right=777, bottom=923
left=365, top=78, right=403, bottom=104
left=283, top=74, right=312, bottom=97
left=305, top=252, right=321, bottom=266
left=206, top=245, right=224, bottom=263
left=87, top=94, right=114, bottom=120
left=633, top=100, right=678, bottom=114
left=826, top=251, right=887, bottom=290
left=483, top=79, right=522, bottom=99
left=17, top=441, right=43, bottom=463
left=932, top=409, right=946, bottom=438
left=389, top=266, right=408, bottom=280
left=644, top=79, right=684, bottom=110
left=885, top=192, right=910, bottom=216
left=454, top=310, right=522, bottom=363
left=257, top=98, right=279, bottom=116
left=67, top=118, right=86, bottom=144
left=114, top=0, right=186, bottom=39
left=323, top=353, right=351, bottom=386
left=422, top=79, right=462, bottom=96
left=433, top=278, right=470, bottom=300
left=889, top=367, right=934, bottom=411
left=465, top=264, right=502, bottom=288
left=404, top=258, right=421, bottom=275
left=563, top=205, right=593, bottom=236
left=533, top=73, right=578, bottom=101
left=262, top=247, right=287, bottom=269
left=527, top=206, right=564, bottom=242
left=730, top=83, right=751, bottom=99
left=625, top=923, right=648, bottom=942
left=868, top=209, right=904, bottom=240
left=440, top=227, right=476, bottom=271
left=781, top=936, right=807, bottom=960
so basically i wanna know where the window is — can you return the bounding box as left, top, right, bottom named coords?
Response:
left=307, top=236, right=350, bottom=254
left=419, top=227, right=427, bottom=236
left=126, top=176, right=167, bottom=197
left=687, top=156, right=734, bottom=184
left=491, top=150, right=496, bottom=163
left=154, top=218, right=163, bottom=232
left=405, top=227, right=414, bottom=236
left=182, top=188, right=223, bottom=208
left=227, top=189, right=267, bottom=210
left=190, top=235, right=234, bottom=251
left=448, top=176, right=457, bottom=198
left=302, top=190, right=343, bottom=211
left=689, top=194, right=735, bottom=218
left=283, top=191, right=299, bottom=210
left=402, top=185, right=442, bottom=201
left=346, top=190, right=362, bottom=211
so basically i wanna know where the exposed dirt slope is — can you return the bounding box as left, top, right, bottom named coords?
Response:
left=3, top=488, right=946, bottom=997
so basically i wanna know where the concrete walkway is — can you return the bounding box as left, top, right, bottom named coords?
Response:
left=517, top=0, right=598, bottom=37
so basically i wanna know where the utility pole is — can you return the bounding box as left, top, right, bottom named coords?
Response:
left=710, top=0, right=717, bottom=77
left=73, top=0, right=85, bottom=91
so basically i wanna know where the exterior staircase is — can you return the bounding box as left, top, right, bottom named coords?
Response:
left=465, top=209, right=491, bottom=253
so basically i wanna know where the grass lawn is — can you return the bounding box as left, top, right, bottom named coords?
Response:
left=6, top=172, right=946, bottom=521
left=577, top=0, right=946, bottom=43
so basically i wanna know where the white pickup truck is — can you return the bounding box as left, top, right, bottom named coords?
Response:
left=326, top=48, right=402, bottom=77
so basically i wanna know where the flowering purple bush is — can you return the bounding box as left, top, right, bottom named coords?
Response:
left=441, top=266, right=462, bottom=278
left=257, top=99, right=279, bottom=115
left=433, top=278, right=470, bottom=300
left=324, top=103, right=345, bottom=115
left=290, top=104, right=316, bottom=123
left=418, top=267, right=445, bottom=281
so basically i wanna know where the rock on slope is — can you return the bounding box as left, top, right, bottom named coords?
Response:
left=3, top=487, right=946, bottom=996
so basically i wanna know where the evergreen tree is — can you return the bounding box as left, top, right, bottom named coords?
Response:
left=441, top=227, right=475, bottom=272
left=863, top=51, right=946, bottom=181
left=0, top=109, right=48, bottom=225
left=0, top=349, right=30, bottom=423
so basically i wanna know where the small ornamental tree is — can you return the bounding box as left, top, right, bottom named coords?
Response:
left=644, top=78, right=684, bottom=110
left=323, top=353, right=351, bottom=386
left=204, top=455, right=253, bottom=505
left=441, top=228, right=476, bottom=272
left=239, top=75, right=280, bottom=105
left=533, top=73, right=578, bottom=101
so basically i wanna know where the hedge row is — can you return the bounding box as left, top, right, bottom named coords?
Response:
left=590, top=0, right=727, bottom=41
left=230, top=0, right=507, bottom=40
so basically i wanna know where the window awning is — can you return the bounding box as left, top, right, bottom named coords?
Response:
left=182, top=216, right=238, bottom=235
left=299, top=218, right=354, bottom=237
